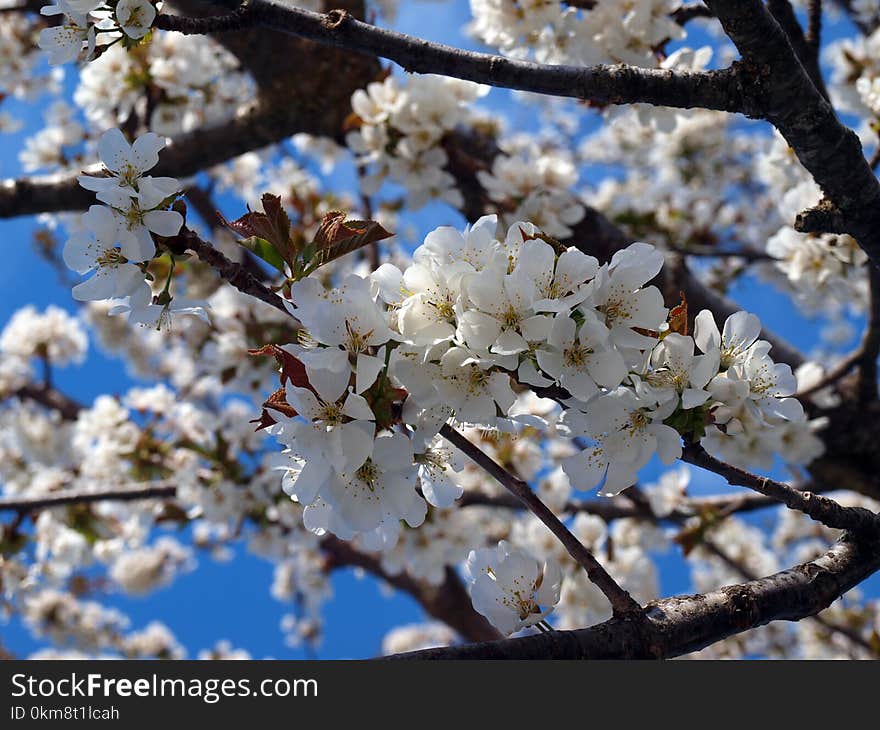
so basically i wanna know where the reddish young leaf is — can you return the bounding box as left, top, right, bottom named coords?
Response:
left=219, top=194, right=296, bottom=267
left=312, top=212, right=393, bottom=262
left=668, top=291, right=689, bottom=336
left=247, top=344, right=312, bottom=390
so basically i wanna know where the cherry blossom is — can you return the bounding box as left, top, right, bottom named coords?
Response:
left=465, top=540, right=562, bottom=636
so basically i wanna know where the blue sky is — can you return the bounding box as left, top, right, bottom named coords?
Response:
left=0, top=1, right=876, bottom=659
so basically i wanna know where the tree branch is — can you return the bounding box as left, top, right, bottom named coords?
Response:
left=699, top=536, right=877, bottom=656
left=439, top=424, right=643, bottom=618
left=766, top=0, right=829, bottom=101
left=858, top=265, right=880, bottom=401
left=10, top=384, right=84, bottom=420
left=321, top=535, right=502, bottom=642
left=806, top=0, right=823, bottom=53
left=460, top=484, right=829, bottom=523
left=704, top=0, right=880, bottom=270
left=681, top=443, right=880, bottom=537
left=385, top=532, right=880, bottom=658
left=172, top=225, right=291, bottom=316
left=157, top=2, right=748, bottom=112
left=0, top=5, right=378, bottom=221
left=796, top=349, right=862, bottom=399
left=0, top=483, right=177, bottom=512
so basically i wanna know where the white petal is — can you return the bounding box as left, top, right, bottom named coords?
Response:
left=342, top=392, right=375, bottom=421
left=303, top=353, right=351, bottom=404
left=336, top=420, right=375, bottom=473
left=371, top=263, right=405, bottom=304
left=285, top=386, right=323, bottom=421
left=693, top=309, right=720, bottom=354
left=356, top=353, right=385, bottom=394
left=420, top=467, right=462, bottom=508
left=143, top=209, right=183, bottom=237
left=129, top=131, right=164, bottom=173
left=118, top=229, right=155, bottom=263
left=97, top=128, right=132, bottom=173
left=62, top=231, right=98, bottom=273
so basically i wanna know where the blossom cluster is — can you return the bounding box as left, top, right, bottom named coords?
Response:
left=468, top=0, right=684, bottom=67
left=265, top=215, right=823, bottom=633
left=477, top=135, right=585, bottom=238
left=80, top=30, right=256, bottom=135
left=38, top=0, right=158, bottom=66
left=4, top=0, right=872, bottom=656
left=62, top=128, right=209, bottom=330
left=464, top=540, right=562, bottom=635
left=347, top=74, right=488, bottom=209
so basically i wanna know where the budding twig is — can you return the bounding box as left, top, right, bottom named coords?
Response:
left=173, top=226, right=292, bottom=316
left=439, top=424, right=644, bottom=618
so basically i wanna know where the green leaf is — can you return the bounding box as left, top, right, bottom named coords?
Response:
left=238, top=236, right=287, bottom=275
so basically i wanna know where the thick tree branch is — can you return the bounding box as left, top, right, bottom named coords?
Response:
left=766, top=0, right=829, bottom=101
left=704, top=0, right=880, bottom=269
left=386, top=532, right=880, bottom=658
left=858, top=265, right=880, bottom=401
left=440, top=424, right=643, bottom=618
left=158, top=2, right=748, bottom=112
left=806, top=0, right=823, bottom=52
left=0, top=4, right=378, bottom=221
left=699, top=536, right=877, bottom=656
left=0, top=104, right=328, bottom=219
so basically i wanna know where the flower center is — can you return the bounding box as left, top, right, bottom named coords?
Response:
left=117, top=163, right=140, bottom=187
left=564, top=345, right=592, bottom=367
left=466, top=366, right=489, bottom=393
left=344, top=321, right=373, bottom=354
left=121, top=203, right=145, bottom=228
left=602, top=298, right=630, bottom=326
left=418, top=447, right=451, bottom=476
left=628, top=410, right=648, bottom=432
left=433, top=299, right=455, bottom=321
left=96, top=248, right=125, bottom=268
left=355, top=459, right=379, bottom=491
left=501, top=305, right=521, bottom=329
left=319, top=402, right=344, bottom=425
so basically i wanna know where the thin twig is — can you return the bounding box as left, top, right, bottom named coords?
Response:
left=440, top=424, right=644, bottom=617
left=0, top=483, right=177, bottom=512
left=173, top=226, right=291, bottom=316
left=796, top=349, right=862, bottom=399
left=682, top=443, right=880, bottom=537
left=806, top=0, right=823, bottom=53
